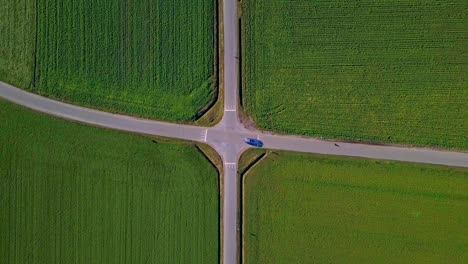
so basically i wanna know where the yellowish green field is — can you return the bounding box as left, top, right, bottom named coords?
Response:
left=0, top=0, right=216, bottom=121
left=244, top=151, right=468, bottom=263
left=242, top=0, right=468, bottom=149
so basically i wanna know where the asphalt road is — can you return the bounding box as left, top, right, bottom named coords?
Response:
left=1, top=1, right=468, bottom=263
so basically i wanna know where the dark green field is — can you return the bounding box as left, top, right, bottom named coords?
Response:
left=244, top=151, right=468, bottom=264
left=0, top=99, right=219, bottom=263
left=242, top=0, right=468, bottom=149
left=0, top=0, right=215, bottom=121
left=0, top=0, right=35, bottom=88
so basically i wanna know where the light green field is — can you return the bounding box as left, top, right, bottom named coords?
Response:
left=0, top=0, right=216, bottom=121
left=0, top=99, right=219, bottom=264
left=244, top=151, right=468, bottom=264
left=242, top=0, right=468, bottom=149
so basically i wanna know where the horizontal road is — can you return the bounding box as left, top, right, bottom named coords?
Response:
left=3, top=82, right=466, bottom=169
left=0, top=82, right=206, bottom=142
left=260, top=133, right=468, bottom=168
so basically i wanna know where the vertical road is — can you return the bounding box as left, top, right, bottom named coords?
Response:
left=220, top=0, right=241, bottom=131
left=221, top=0, right=242, bottom=263
left=209, top=130, right=245, bottom=264
left=222, top=160, right=239, bottom=264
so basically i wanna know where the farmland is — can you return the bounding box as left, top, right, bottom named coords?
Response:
left=243, top=151, right=468, bottom=264
left=242, top=0, right=468, bottom=149
left=0, top=99, right=219, bottom=263
left=0, top=0, right=216, bottom=121
left=0, top=0, right=35, bottom=88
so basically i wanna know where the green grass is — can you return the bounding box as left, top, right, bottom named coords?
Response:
left=242, top=0, right=468, bottom=149
left=238, top=149, right=267, bottom=175
left=0, top=0, right=216, bottom=121
left=244, top=151, right=468, bottom=264
left=0, top=99, right=219, bottom=264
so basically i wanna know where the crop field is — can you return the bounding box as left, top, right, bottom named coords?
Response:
left=0, top=99, right=219, bottom=263
left=242, top=0, right=468, bottom=149
left=0, top=0, right=35, bottom=88
left=0, top=0, right=216, bottom=121
left=243, top=151, right=468, bottom=264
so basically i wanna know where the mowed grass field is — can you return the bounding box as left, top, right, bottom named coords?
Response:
left=242, top=0, right=468, bottom=149
left=243, top=151, right=468, bottom=264
left=0, top=99, right=219, bottom=263
left=0, top=0, right=215, bottom=121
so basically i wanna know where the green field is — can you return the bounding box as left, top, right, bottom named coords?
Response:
left=242, top=0, right=468, bottom=149
left=0, top=0, right=35, bottom=88
left=0, top=0, right=215, bottom=121
left=244, top=151, right=468, bottom=263
left=0, top=99, right=219, bottom=263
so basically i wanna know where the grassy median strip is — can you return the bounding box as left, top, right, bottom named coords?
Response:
left=0, top=99, right=219, bottom=263
left=243, top=151, right=468, bottom=264
left=242, top=0, right=468, bottom=149
left=0, top=0, right=216, bottom=121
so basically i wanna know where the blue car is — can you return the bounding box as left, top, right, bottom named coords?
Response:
left=244, top=138, right=263, bottom=147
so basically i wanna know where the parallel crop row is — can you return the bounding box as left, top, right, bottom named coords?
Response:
left=0, top=100, right=219, bottom=263
left=242, top=0, right=468, bottom=149
left=0, top=0, right=35, bottom=87
left=244, top=151, right=468, bottom=263
left=1, top=0, right=216, bottom=121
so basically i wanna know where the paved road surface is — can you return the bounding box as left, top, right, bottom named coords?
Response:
left=1, top=1, right=468, bottom=263
left=217, top=0, right=243, bottom=263
left=0, top=82, right=206, bottom=142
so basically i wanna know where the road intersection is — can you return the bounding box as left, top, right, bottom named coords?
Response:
left=2, top=71, right=467, bottom=264
left=1, top=1, right=467, bottom=263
